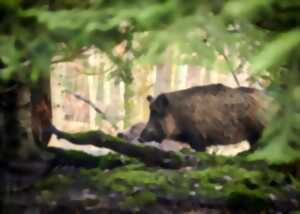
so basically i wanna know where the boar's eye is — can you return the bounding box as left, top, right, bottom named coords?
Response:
left=150, top=108, right=163, bottom=119
left=150, top=107, right=165, bottom=118
left=150, top=109, right=158, bottom=116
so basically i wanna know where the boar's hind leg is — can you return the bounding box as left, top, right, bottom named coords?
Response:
left=246, top=122, right=265, bottom=152
left=190, top=143, right=206, bottom=151
left=188, top=136, right=206, bottom=152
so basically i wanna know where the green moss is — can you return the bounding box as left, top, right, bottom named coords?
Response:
left=57, top=149, right=137, bottom=169
left=194, top=151, right=242, bottom=166
left=82, top=159, right=293, bottom=204
left=120, top=163, right=146, bottom=170
left=68, top=131, right=99, bottom=139
left=120, top=191, right=157, bottom=209
left=32, top=149, right=299, bottom=210
left=103, top=134, right=124, bottom=144
left=291, top=175, right=300, bottom=188
left=185, top=165, right=287, bottom=199
left=80, top=167, right=103, bottom=177
left=96, top=153, right=137, bottom=169
left=60, top=149, right=103, bottom=163
left=104, top=169, right=168, bottom=192
left=34, top=174, right=72, bottom=190
left=40, top=190, right=54, bottom=201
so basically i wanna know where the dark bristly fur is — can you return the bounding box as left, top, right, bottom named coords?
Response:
left=139, top=84, right=267, bottom=151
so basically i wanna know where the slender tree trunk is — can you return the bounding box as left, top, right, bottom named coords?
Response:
left=186, top=65, right=202, bottom=87
left=154, top=63, right=172, bottom=95
left=154, top=48, right=173, bottom=95
left=96, top=72, right=105, bottom=103
left=203, top=68, right=211, bottom=85
left=135, top=65, right=154, bottom=122
left=123, top=82, right=135, bottom=128
left=88, top=74, right=98, bottom=129
left=174, top=65, right=188, bottom=90
left=51, top=64, right=65, bottom=129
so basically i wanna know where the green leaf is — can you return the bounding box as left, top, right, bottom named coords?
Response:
left=0, top=0, right=21, bottom=9
left=223, top=0, right=270, bottom=19
left=248, top=135, right=300, bottom=164
left=251, top=29, right=300, bottom=75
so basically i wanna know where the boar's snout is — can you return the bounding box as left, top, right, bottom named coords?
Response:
left=138, top=124, right=164, bottom=143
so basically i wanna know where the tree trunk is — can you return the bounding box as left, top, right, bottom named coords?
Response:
left=186, top=65, right=202, bottom=87
left=51, top=64, right=65, bottom=128
left=154, top=63, right=172, bottom=95
left=123, top=82, right=135, bottom=128
left=173, top=65, right=188, bottom=90
left=88, top=74, right=98, bottom=129
left=0, top=75, right=54, bottom=191
left=31, top=76, right=52, bottom=148
left=0, top=81, right=42, bottom=160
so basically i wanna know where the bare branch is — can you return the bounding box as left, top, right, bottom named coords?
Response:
left=64, top=90, right=119, bottom=131
left=51, top=48, right=89, bottom=64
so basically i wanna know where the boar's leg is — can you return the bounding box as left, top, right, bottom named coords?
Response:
left=248, top=137, right=261, bottom=151
left=237, top=122, right=264, bottom=156
left=245, top=119, right=265, bottom=151
left=190, top=143, right=206, bottom=151
left=181, top=134, right=206, bottom=151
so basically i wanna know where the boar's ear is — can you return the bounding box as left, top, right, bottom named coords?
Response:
left=153, top=94, right=169, bottom=114
left=146, top=95, right=153, bottom=103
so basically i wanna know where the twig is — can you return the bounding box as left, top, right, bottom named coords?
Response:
left=64, top=89, right=119, bottom=131
left=51, top=48, right=88, bottom=64
left=221, top=51, right=241, bottom=87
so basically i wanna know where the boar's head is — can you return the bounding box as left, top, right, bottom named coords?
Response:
left=139, top=94, right=178, bottom=143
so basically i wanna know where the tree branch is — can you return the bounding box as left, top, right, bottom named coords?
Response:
left=221, top=51, right=241, bottom=87
left=64, top=89, right=119, bottom=131
left=51, top=48, right=89, bottom=64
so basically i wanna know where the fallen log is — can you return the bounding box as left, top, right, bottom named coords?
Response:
left=48, top=124, right=197, bottom=169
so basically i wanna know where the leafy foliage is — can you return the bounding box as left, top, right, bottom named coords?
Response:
left=223, top=0, right=300, bottom=164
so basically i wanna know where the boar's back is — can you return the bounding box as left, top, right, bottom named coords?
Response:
left=164, top=84, right=265, bottom=147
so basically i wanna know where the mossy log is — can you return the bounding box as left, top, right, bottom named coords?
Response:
left=49, top=124, right=196, bottom=169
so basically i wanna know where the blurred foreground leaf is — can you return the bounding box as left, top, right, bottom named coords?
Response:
left=251, top=29, right=300, bottom=76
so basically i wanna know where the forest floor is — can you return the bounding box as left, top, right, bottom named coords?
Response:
left=2, top=147, right=300, bottom=214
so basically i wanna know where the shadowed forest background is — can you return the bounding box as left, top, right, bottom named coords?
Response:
left=0, top=0, right=300, bottom=213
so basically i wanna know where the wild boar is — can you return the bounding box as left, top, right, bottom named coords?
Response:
left=139, top=84, right=266, bottom=151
